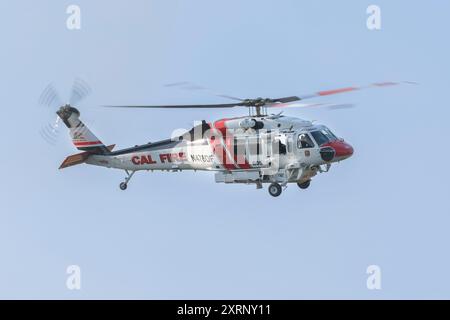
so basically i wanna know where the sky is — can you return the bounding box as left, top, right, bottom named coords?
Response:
left=0, top=0, right=449, bottom=299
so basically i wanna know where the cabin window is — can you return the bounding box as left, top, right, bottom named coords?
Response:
left=278, top=141, right=287, bottom=154
left=297, top=133, right=314, bottom=149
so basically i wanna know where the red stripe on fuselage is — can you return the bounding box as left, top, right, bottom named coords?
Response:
left=209, top=121, right=236, bottom=171
left=73, top=140, right=103, bottom=146
left=213, top=119, right=238, bottom=170
left=212, top=119, right=251, bottom=170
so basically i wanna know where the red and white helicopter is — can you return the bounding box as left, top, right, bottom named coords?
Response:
left=44, top=81, right=410, bottom=197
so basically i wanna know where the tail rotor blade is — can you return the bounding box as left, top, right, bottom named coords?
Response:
left=39, top=83, right=63, bottom=109
left=39, top=116, right=61, bottom=146
left=69, top=78, right=92, bottom=106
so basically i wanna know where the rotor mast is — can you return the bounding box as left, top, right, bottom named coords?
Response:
left=243, top=97, right=271, bottom=117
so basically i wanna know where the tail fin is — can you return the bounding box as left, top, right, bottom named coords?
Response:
left=56, top=105, right=110, bottom=154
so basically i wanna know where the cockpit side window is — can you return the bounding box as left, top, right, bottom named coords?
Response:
left=297, top=133, right=314, bottom=149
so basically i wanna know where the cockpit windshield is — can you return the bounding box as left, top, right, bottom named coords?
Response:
left=310, top=128, right=338, bottom=146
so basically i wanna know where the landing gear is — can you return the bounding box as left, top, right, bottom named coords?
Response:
left=119, top=170, right=135, bottom=191
left=297, top=180, right=311, bottom=189
left=268, top=183, right=282, bottom=197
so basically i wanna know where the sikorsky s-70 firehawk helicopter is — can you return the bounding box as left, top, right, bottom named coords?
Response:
left=47, top=81, right=411, bottom=197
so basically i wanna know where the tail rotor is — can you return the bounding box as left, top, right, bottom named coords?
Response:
left=38, top=78, right=92, bottom=146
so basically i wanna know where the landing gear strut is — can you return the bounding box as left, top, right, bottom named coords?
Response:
left=119, top=170, right=135, bottom=191
left=297, top=180, right=311, bottom=189
left=268, top=183, right=282, bottom=197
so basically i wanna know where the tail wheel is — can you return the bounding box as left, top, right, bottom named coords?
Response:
left=119, top=182, right=128, bottom=190
left=268, top=183, right=282, bottom=197
left=297, top=180, right=311, bottom=189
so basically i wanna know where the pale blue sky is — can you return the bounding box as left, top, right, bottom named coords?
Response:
left=0, top=0, right=449, bottom=299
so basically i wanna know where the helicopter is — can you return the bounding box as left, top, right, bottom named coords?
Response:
left=45, top=80, right=412, bottom=197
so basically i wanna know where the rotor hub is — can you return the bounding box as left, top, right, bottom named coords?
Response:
left=241, top=97, right=275, bottom=107
left=57, top=104, right=80, bottom=120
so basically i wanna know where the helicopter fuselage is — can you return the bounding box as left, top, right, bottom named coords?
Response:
left=53, top=80, right=410, bottom=196
left=86, top=114, right=353, bottom=190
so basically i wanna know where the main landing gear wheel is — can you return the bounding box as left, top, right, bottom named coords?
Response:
left=297, top=180, right=311, bottom=189
left=119, top=182, right=127, bottom=190
left=268, top=183, right=282, bottom=197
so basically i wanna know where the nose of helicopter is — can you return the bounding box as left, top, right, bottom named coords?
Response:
left=323, top=140, right=354, bottom=161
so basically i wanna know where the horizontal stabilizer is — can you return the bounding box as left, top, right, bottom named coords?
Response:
left=59, top=144, right=115, bottom=169
left=59, top=152, right=89, bottom=169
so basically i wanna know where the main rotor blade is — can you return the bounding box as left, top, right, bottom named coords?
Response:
left=103, top=81, right=414, bottom=110
left=104, top=102, right=243, bottom=109
left=273, top=96, right=301, bottom=103
left=266, top=101, right=355, bottom=110
left=164, top=81, right=244, bottom=102
left=295, top=81, right=416, bottom=100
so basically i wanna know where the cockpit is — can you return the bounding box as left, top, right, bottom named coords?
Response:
left=297, top=127, right=338, bottom=148
left=310, top=128, right=338, bottom=146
